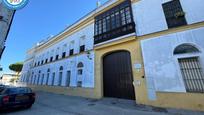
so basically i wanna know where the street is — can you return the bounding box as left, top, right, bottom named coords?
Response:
left=1, top=91, right=203, bottom=115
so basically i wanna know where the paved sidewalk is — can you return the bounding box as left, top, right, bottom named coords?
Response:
left=1, top=91, right=204, bottom=115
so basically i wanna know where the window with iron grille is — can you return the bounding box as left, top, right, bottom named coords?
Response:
left=69, top=49, right=74, bottom=56
left=94, top=0, right=135, bottom=44
left=62, top=52, right=66, bottom=58
left=162, top=0, right=187, bottom=28
left=178, top=57, right=204, bottom=93
left=80, top=45, right=85, bottom=53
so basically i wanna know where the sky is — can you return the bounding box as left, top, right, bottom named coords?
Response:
left=0, top=0, right=108, bottom=75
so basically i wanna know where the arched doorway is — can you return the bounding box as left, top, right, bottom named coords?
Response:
left=103, top=50, right=135, bottom=100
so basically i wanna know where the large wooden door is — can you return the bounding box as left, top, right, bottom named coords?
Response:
left=103, top=51, right=135, bottom=100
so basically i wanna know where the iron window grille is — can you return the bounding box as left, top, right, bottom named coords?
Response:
left=162, top=0, right=187, bottom=28
left=94, top=0, right=135, bottom=44
left=178, top=57, right=204, bottom=93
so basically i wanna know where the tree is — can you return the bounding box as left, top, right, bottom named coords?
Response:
left=9, top=62, right=23, bottom=75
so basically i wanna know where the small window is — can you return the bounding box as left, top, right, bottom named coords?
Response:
left=77, top=81, right=82, bottom=87
left=162, top=0, right=187, bottom=28
left=62, top=52, right=66, bottom=58
left=80, top=45, right=85, bottom=53
left=50, top=57, right=53, bottom=62
left=55, top=55, right=59, bottom=60
left=59, top=66, right=63, bottom=71
left=52, top=72, right=55, bottom=85
left=45, top=59, right=48, bottom=63
left=41, top=60, right=44, bottom=65
left=77, top=62, right=84, bottom=68
left=78, top=69, right=83, bottom=75
left=66, top=71, right=71, bottom=87
left=69, top=49, right=74, bottom=56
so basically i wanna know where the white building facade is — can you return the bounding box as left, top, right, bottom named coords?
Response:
left=21, top=23, right=95, bottom=88
left=0, top=2, right=15, bottom=59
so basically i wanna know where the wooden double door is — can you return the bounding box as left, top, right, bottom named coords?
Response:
left=103, top=51, right=135, bottom=100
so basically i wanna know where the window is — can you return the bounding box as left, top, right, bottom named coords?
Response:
left=62, top=52, right=66, bottom=58
left=34, top=75, right=37, bottom=85
left=59, top=72, right=63, bottom=86
left=78, top=69, right=83, bottom=75
left=77, top=81, right=82, bottom=87
left=162, top=0, right=187, bottom=28
left=59, top=66, right=63, bottom=86
left=52, top=72, right=55, bottom=86
left=77, top=62, right=84, bottom=68
left=174, top=44, right=204, bottom=93
left=41, top=74, right=44, bottom=85
left=55, top=55, right=59, bottom=60
left=34, top=63, right=37, bottom=67
left=50, top=57, right=53, bottom=62
left=46, top=69, right=50, bottom=85
left=69, top=49, right=74, bottom=56
left=66, top=71, right=71, bottom=87
left=174, top=44, right=199, bottom=54
left=38, top=62, right=40, bottom=66
left=37, top=71, right=41, bottom=85
left=178, top=57, right=204, bottom=93
left=45, top=59, right=48, bottom=63
left=94, top=0, right=135, bottom=44
left=41, top=60, right=44, bottom=65
left=80, top=45, right=85, bottom=53
left=77, top=62, right=84, bottom=87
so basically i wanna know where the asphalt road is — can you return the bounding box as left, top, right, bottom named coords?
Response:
left=1, top=91, right=203, bottom=115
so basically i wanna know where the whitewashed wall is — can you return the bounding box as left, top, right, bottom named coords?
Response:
left=132, top=0, right=204, bottom=36
left=0, top=3, right=14, bottom=54
left=141, top=27, right=204, bottom=100
left=21, top=22, right=95, bottom=88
